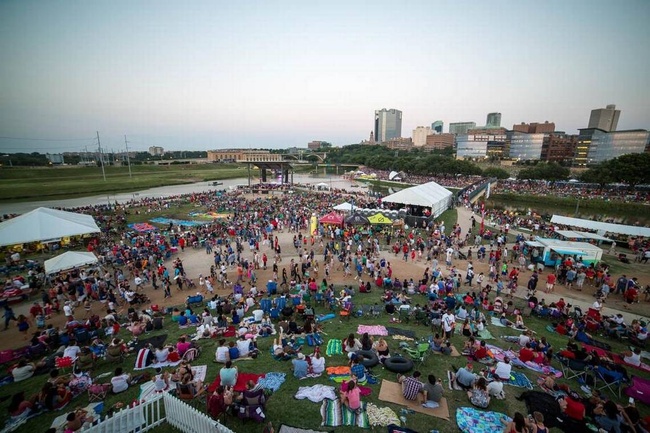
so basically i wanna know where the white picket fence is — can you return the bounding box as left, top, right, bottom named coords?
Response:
left=81, top=393, right=234, bottom=433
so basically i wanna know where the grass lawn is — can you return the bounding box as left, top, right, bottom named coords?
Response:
left=0, top=164, right=247, bottom=201
left=3, top=285, right=648, bottom=433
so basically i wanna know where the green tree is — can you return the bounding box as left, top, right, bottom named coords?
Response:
left=482, top=167, right=510, bottom=179
left=607, top=153, right=650, bottom=187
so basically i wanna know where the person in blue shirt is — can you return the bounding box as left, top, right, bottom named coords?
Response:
left=292, top=353, right=308, bottom=379
left=349, top=354, right=367, bottom=384
left=228, top=341, right=240, bottom=360
left=177, top=312, right=189, bottom=327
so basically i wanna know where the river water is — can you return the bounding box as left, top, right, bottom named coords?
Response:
left=0, top=174, right=369, bottom=214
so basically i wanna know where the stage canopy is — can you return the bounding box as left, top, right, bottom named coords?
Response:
left=345, top=213, right=370, bottom=226
left=550, top=215, right=650, bottom=238
left=0, top=207, right=101, bottom=247
left=44, top=251, right=98, bottom=275
left=319, top=212, right=344, bottom=226
left=381, top=181, right=453, bottom=219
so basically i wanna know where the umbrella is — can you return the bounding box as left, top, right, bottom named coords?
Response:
left=345, top=213, right=370, bottom=226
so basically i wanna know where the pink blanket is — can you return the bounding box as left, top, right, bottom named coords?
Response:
left=357, top=325, right=388, bottom=336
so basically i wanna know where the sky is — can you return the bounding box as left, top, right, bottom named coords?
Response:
left=0, top=0, right=649, bottom=154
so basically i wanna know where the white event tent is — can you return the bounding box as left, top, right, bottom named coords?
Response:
left=333, top=202, right=355, bottom=212
left=0, top=207, right=101, bottom=247
left=45, top=251, right=98, bottom=275
left=381, top=181, right=453, bottom=219
left=550, top=215, right=650, bottom=238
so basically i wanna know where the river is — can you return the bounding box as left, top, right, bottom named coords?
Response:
left=0, top=174, right=369, bottom=214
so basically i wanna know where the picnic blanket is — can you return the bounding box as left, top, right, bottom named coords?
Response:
left=365, top=402, right=400, bottom=427
left=357, top=325, right=388, bottom=336
left=320, top=399, right=370, bottom=429
left=278, top=425, right=330, bottom=433
left=208, top=372, right=265, bottom=393
left=490, top=316, right=508, bottom=327
left=626, top=376, right=650, bottom=405
left=477, top=328, right=495, bottom=339
left=386, top=327, right=417, bottom=339
left=377, top=380, right=450, bottom=421
left=50, top=402, right=105, bottom=433
left=486, top=344, right=562, bottom=376
left=326, top=339, right=343, bottom=357
left=294, top=384, right=337, bottom=402
left=138, top=365, right=207, bottom=401
left=488, top=371, right=533, bottom=389
left=456, top=407, right=511, bottom=433
left=432, top=344, right=462, bottom=357
left=257, top=372, right=286, bottom=392
left=582, top=343, right=650, bottom=373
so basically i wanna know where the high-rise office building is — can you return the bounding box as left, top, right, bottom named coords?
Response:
left=374, top=108, right=402, bottom=143
left=588, top=104, right=620, bottom=132
left=412, top=126, right=432, bottom=146
left=431, top=120, right=444, bottom=134
left=486, top=112, right=502, bottom=128
left=449, top=122, right=477, bottom=135
left=512, top=121, right=556, bottom=134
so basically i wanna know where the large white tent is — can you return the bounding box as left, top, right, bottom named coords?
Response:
left=550, top=215, right=650, bottom=238
left=0, top=207, right=101, bottom=247
left=381, top=181, right=453, bottom=218
left=45, top=251, right=98, bottom=275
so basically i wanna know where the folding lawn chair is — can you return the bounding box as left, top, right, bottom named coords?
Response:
left=555, top=354, right=592, bottom=382
left=594, top=365, right=624, bottom=398
left=403, top=342, right=431, bottom=367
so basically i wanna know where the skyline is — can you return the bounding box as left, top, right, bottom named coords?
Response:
left=1, top=0, right=649, bottom=154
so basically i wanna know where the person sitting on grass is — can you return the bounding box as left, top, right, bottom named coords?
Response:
left=349, top=354, right=368, bottom=385
left=272, top=329, right=300, bottom=359
left=422, top=374, right=443, bottom=408
left=397, top=371, right=425, bottom=404
left=310, top=348, right=325, bottom=375
left=215, top=339, right=230, bottom=364
left=292, top=353, right=309, bottom=379
left=219, top=361, right=238, bottom=387
left=373, top=337, right=390, bottom=363
left=340, top=380, right=362, bottom=414
left=451, top=363, right=478, bottom=391
left=8, top=391, right=35, bottom=418
left=468, top=377, right=490, bottom=408
left=65, top=408, right=94, bottom=432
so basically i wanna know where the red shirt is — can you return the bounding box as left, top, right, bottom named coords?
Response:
left=474, top=347, right=488, bottom=359
left=565, top=397, right=585, bottom=420
left=518, top=348, right=535, bottom=363
left=547, top=274, right=556, bottom=284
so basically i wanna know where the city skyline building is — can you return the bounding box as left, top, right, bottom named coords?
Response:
left=431, top=120, right=444, bottom=134
left=449, top=121, right=477, bottom=135
left=412, top=126, right=432, bottom=146
left=508, top=131, right=545, bottom=161
left=586, top=129, right=649, bottom=164
left=374, top=108, right=402, bottom=143
left=512, top=121, right=556, bottom=134
left=486, top=112, right=502, bottom=128
left=588, top=104, right=620, bottom=132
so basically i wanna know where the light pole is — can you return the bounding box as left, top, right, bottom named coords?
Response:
left=1, top=155, right=12, bottom=167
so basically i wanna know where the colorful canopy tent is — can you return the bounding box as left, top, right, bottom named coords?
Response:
left=44, top=251, right=98, bottom=275
left=319, top=212, right=344, bottom=226
left=381, top=181, right=453, bottom=219
left=550, top=215, right=650, bottom=238
left=0, top=207, right=100, bottom=247
left=345, top=213, right=370, bottom=226
left=368, top=213, right=392, bottom=224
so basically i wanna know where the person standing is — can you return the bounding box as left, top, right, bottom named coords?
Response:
left=442, top=309, right=455, bottom=339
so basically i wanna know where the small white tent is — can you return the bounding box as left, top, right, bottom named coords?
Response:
left=381, top=181, right=453, bottom=218
left=45, top=251, right=98, bottom=275
left=0, top=207, right=101, bottom=247
left=333, top=202, right=354, bottom=212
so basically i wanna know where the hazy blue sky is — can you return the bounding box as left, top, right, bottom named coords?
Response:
left=1, top=0, right=649, bottom=153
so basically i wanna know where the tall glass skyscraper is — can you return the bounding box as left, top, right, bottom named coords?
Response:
left=374, top=108, right=402, bottom=143
left=486, top=112, right=502, bottom=128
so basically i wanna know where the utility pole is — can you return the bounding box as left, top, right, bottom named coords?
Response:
left=124, top=135, right=132, bottom=179
left=97, top=131, right=106, bottom=181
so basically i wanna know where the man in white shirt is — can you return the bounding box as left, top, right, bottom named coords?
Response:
left=492, top=356, right=512, bottom=381
left=486, top=376, right=504, bottom=399
left=63, top=302, right=74, bottom=318
left=63, top=341, right=81, bottom=360
left=237, top=336, right=252, bottom=357
left=442, top=311, right=455, bottom=339
left=110, top=367, right=132, bottom=394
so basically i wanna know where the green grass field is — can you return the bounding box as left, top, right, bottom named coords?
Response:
left=2, top=286, right=647, bottom=433
left=0, top=165, right=247, bottom=201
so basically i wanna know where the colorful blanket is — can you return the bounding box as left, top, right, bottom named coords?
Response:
left=456, top=407, right=511, bottom=433
left=320, top=399, right=370, bottom=429
left=365, top=402, right=400, bottom=427
left=386, top=327, right=417, bottom=339
left=294, top=384, right=337, bottom=403
left=486, top=344, right=561, bottom=376
left=488, top=371, right=533, bottom=389
left=582, top=343, right=650, bottom=373
left=477, top=328, right=495, bottom=340
left=257, top=372, right=286, bottom=392
left=278, top=425, right=330, bottom=433
left=326, top=339, right=343, bottom=356
left=208, top=372, right=265, bottom=393
left=357, top=325, right=388, bottom=336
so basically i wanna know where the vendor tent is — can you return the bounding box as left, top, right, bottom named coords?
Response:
left=381, top=181, right=453, bottom=218
left=319, top=212, right=344, bottom=226
left=45, top=251, right=98, bottom=275
left=368, top=213, right=392, bottom=224
left=333, top=202, right=354, bottom=212
left=315, top=182, right=329, bottom=190
left=550, top=215, right=650, bottom=238
left=0, top=207, right=101, bottom=247
left=345, top=213, right=370, bottom=225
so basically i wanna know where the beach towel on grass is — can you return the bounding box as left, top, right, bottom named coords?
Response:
left=208, top=372, right=265, bottom=393
left=294, top=384, right=337, bottom=403
left=365, top=402, right=399, bottom=427
left=477, top=328, right=495, bottom=339
left=258, top=372, right=286, bottom=392
left=490, top=316, right=508, bottom=327
left=357, top=325, right=388, bottom=336
left=456, top=407, right=511, bottom=433
left=386, top=327, right=417, bottom=339
left=326, top=339, right=343, bottom=356
left=487, top=344, right=562, bottom=377
left=488, top=371, right=533, bottom=389
left=320, top=399, right=369, bottom=428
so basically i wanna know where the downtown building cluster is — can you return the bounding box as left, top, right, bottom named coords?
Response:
left=360, top=105, right=649, bottom=166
